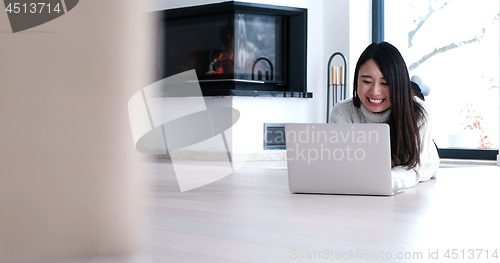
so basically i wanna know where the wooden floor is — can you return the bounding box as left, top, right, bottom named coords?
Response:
left=76, top=161, right=500, bottom=263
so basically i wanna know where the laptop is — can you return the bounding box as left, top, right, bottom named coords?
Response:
left=285, top=123, right=404, bottom=196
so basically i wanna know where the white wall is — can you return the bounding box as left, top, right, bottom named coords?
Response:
left=348, top=0, right=372, bottom=93
left=323, top=0, right=371, bottom=118
left=323, top=0, right=350, bottom=121
left=153, top=0, right=371, bottom=154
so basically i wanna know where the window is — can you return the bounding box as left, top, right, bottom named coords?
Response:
left=382, top=0, right=499, bottom=159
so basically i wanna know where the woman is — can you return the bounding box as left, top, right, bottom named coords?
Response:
left=330, top=42, right=439, bottom=188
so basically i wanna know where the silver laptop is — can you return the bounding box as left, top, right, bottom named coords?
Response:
left=285, top=123, right=404, bottom=196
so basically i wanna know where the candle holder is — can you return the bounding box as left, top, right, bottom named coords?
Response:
left=326, top=52, right=347, bottom=123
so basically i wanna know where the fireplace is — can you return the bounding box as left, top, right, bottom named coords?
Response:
left=155, top=1, right=311, bottom=98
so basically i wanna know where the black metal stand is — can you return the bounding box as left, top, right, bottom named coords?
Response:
left=326, top=52, right=347, bottom=123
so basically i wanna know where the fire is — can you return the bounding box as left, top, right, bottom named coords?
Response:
left=214, top=65, right=223, bottom=74
left=207, top=34, right=234, bottom=74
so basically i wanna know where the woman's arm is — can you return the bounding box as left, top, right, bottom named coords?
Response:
left=329, top=99, right=353, bottom=123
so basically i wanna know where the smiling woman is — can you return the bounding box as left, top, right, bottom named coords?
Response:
left=357, top=59, right=392, bottom=112
left=330, top=42, right=440, bottom=189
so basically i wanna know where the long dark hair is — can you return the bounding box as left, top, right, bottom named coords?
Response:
left=353, top=42, right=425, bottom=169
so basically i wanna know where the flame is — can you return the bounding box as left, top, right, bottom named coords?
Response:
left=214, top=66, right=223, bottom=74
left=208, top=34, right=234, bottom=74
left=214, top=53, right=223, bottom=61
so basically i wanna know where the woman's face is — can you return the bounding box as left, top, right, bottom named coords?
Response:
left=357, top=59, right=391, bottom=113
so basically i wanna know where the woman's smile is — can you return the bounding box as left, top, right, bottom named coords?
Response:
left=367, top=97, right=385, bottom=105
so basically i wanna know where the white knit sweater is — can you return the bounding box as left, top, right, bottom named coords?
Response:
left=330, top=98, right=439, bottom=189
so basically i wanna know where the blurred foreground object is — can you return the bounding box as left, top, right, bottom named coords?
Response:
left=0, top=0, right=152, bottom=262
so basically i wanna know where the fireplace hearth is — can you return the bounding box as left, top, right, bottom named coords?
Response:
left=155, top=1, right=311, bottom=98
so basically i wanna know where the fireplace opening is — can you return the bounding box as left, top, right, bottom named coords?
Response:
left=156, top=1, right=310, bottom=98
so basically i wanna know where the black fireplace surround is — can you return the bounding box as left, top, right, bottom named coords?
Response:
left=155, top=1, right=311, bottom=98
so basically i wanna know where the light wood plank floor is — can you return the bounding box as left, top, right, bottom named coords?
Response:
left=72, top=161, right=500, bottom=263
